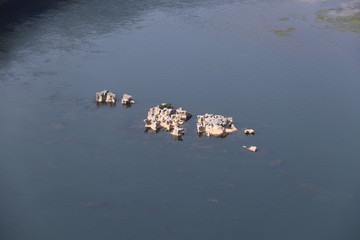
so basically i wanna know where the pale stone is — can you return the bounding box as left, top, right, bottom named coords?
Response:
left=242, top=145, right=257, bottom=152
left=96, top=90, right=108, bottom=103
left=248, top=146, right=257, bottom=152
left=121, top=94, right=135, bottom=105
left=96, top=90, right=117, bottom=103
left=144, top=105, right=192, bottom=136
left=144, top=119, right=159, bottom=131
left=196, top=113, right=237, bottom=137
left=105, top=92, right=117, bottom=103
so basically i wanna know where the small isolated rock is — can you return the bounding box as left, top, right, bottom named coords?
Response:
left=96, top=90, right=117, bottom=103
left=244, top=128, right=255, bottom=135
left=121, top=94, right=135, bottom=105
left=242, top=145, right=257, bottom=152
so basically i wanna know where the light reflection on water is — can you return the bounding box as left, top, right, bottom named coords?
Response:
left=0, top=0, right=360, bottom=239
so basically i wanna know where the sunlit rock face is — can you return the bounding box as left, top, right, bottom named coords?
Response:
left=196, top=114, right=237, bottom=137
left=96, top=90, right=117, bottom=103
left=121, top=94, right=135, bottom=105
left=144, top=105, right=192, bottom=136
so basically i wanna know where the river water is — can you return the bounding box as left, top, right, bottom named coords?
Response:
left=0, top=0, right=359, bottom=239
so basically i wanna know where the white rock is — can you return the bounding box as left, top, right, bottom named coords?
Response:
left=197, top=113, right=237, bottom=137
left=242, top=145, right=257, bottom=152
left=105, top=92, right=117, bottom=103
left=96, top=90, right=117, bottom=103
left=170, top=126, right=186, bottom=136
left=144, top=105, right=192, bottom=136
left=121, top=94, right=135, bottom=105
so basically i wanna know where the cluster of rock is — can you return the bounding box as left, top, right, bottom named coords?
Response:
left=144, top=105, right=192, bottom=136
left=96, top=90, right=117, bottom=103
left=95, top=91, right=259, bottom=151
left=95, top=90, right=135, bottom=105
left=196, top=114, right=237, bottom=137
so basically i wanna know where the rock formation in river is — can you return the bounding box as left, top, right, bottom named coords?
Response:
left=96, top=90, right=117, bottom=103
left=144, top=104, right=192, bottom=136
left=121, top=94, right=135, bottom=105
left=196, top=114, right=237, bottom=137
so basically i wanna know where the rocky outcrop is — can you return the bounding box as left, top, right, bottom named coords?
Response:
left=96, top=90, right=117, bottom=103
left=144, top=105, right=192, bottom=136
left=196, top=114, right=237, bottom=137
left=121, top=94, right=135, bottom=105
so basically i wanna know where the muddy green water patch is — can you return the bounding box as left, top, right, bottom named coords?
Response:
left=272, top=27, right=295, bottom=36
left=317, top=7, right=360, bottom=33
left=278, top=17, right=289, bottom=21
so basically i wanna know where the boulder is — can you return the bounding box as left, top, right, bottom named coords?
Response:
left=96, top=90, right=117, bottom=103
left=121, top=94, right=135, bottom=105
left=96, top=90, right=108, bottom=103
left=197, top=113, right=237, bottom=137
left=105, top=92, right=117, bottom=103
left=244, top=129, right=255, bottom=135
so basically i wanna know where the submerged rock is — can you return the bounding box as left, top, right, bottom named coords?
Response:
left=244, top=128, right=255, bottom=135
left=144, top=105, right=192, bottom=136
left=121, top=94, right=135, bottom=105
left=196, top=114, right=237, bottom=137
left=96, top=90, right=117, bottom=103
left=242, top=145, right=257, bottom=152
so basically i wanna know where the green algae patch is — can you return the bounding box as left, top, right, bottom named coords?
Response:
left=273, top=27, right=295, bottom=36
left=158, top=103, right=174, bottom=109
left=279, top=17, right=289, bottom=21
left=317, top=5, right=360, bottom=33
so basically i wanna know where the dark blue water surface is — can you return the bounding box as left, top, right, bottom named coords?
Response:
left=0, top=0, right=360, bottom=239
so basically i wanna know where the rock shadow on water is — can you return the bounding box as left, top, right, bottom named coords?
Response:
left=96, top=102, right=117, bottom=108
left=196, top=132, right=230, bottom=139
left=144, top=127, right=184, bottom=141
